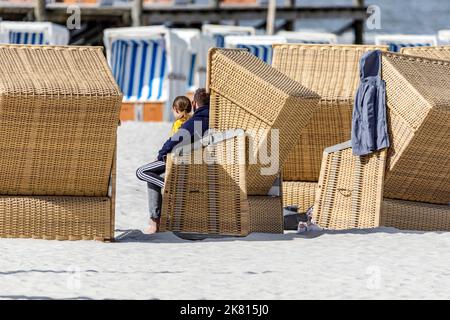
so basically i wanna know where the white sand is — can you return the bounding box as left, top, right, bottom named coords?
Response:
left=0, top=122, right=449, bottom=300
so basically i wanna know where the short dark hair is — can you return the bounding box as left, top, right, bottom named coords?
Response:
left=193, top=88, right=210, bottom=107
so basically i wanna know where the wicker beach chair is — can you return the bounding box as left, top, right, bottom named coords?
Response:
left=271, top=44, right=388, bottom=212
left=160, top=130, right=250, bottom=236
left=160, top=48, right=320, bottom=236
left=0, top=45, right=122, bottom=240
left=313, top=52, right=450, bottom=231
left=400, top=45, right=450, bottom=60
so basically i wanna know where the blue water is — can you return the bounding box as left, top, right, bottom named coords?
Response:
left=197, top=0, right=450, bottom=35
left=296, top=0, right=450, bottom=35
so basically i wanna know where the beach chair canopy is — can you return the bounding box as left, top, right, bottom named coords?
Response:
left=208, top=48, right=320, bottom=195
left=0, top=44, right=122, bottom=196
left=172, top=28, right=215, bottom=91
left=0, top=21, right=69, bottom=45
left=277, top=31, right=338, bottom=44
left=202, top=24, right=256, bottom=47
left=103, top=26, right=189, bottom=119
left=374, top=34, right=437, bottom=52
left=0, top=45, right=121, bottom=241
left=224, top=35, right=286, bottom=64
left=271, top=44, right=388, bottom=182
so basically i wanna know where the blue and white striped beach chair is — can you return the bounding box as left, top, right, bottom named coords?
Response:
left=110, top=38, right=167, bottom=103
left=374, top=34, right=437, bottom=52
left=278, top=31, right=338, bottom=44
left=104, top=26, right=190, bottom=121
left=202, top=24, right=256, bottom=48
left=224, top=35, right=286, bottom=64
left=0, top=22, right=69, bottom=45
left=172, top=28, right=215, bottom=93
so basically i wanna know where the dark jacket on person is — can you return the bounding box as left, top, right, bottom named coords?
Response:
left=157, top=105, right=210, bottom=161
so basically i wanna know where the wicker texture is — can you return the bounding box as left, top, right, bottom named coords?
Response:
left=314, top=142, right=387, bottom=230
left=207, top=48, right=320, bottom=195
left=0, top=45, right=122, bottom=197
left=381, top=52, right=450, bottom=204
left=0, top=196, right=112, bottom=241
left=160, top=133, right=249, bottom=236
left=272, top=44, right=388, bottom=182
left=401, top=45, right=450, bottom=60
left=0, top=45, right=121, bottom=241
left=282, top=181, right=317, bottom=212
left=382, top=198, right=450, bottom=232
left=248, top=196, right=283, bottom=233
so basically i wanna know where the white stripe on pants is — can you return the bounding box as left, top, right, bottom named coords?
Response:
left=136, top=160, right=165, bottom=188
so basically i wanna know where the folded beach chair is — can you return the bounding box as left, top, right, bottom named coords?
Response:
left=160, top=48, right=320, bottom=236
left=202, top=24, right=256, bottom=48
left=374, top=34, right=437, bottom=52
left=224, top=35, right=287, bottom=64
left=0, top=21, right=69, bottom=45
left=0, top=45, right=122, bottom=240
left=270, top=44, right=388, bottom=212
left=313, top=52, right=450, bottom=231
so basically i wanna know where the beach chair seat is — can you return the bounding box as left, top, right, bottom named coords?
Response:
left=161, top=48, right=320, bottom=236
left=0, top=45, right=122, bottom=240
left=313, top=52, right=450, bottom=230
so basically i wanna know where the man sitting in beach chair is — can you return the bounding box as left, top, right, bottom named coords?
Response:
left=136, top=88, right=211, bottom=234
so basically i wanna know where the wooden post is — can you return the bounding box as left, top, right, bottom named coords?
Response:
left=34, top=0, right=47, bottom=22
left=132, top=0, right=143, bottom=27
left=266, top=0, right=277, bottom=35
left=285, top=0, right=296, bottom=31
left=353, top=0, right=364, bottom=44
left=210, top=0, right=220, bottom=8
left=209, top=0, right=220, bottom=24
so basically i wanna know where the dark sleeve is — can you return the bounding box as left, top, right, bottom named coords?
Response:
left=157, top=119, right=194, bottom=161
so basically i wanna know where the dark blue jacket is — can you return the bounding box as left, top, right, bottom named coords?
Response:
left=157, top=106, right=210, bottom=161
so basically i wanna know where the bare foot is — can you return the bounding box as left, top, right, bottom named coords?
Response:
left=143, top=218, right=160, bottom=234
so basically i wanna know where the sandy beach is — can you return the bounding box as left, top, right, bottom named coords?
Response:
left=0, top=122, right=449, bottom=300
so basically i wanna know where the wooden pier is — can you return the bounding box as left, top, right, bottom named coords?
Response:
left=0, top=0, right=368, bottom=45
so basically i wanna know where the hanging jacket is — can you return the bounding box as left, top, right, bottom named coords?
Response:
left=351, top=50, right=390, bottom=156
